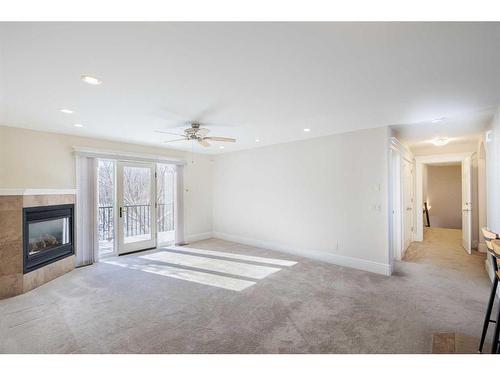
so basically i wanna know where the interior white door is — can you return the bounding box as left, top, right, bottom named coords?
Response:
left=117, top=161, right=156, bottom=254
left=402, top=159, right=413, bottom=253
left=462, top=156, right=472, bottom=253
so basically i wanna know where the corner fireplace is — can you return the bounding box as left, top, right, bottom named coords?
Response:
left=23, top=204, right=74, bottom=273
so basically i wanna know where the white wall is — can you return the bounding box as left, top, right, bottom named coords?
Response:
left=472, top=152, right=479, bottom=248
left=485, top=108, right=500, bottom=234
left=212, top=127, right=391, bottom=275
left=425, top=165, right=462, bottom=229
left=483, top=107, right=500, bottom=280
left=0, top=124, right=395, bottom=275
left=0, top=125, right=213, bottom=239
left=478, top=141, right=487, bottom=251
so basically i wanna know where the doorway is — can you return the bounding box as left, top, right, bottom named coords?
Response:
left=415, top=153, right=473, bottom=254
left=117, top=161, right=156, bottom=254
left=402, top=158, right=414, bottom=253
left=389, top=138, right=414, bottom=262
left=97, top=159, right=176, bottom=257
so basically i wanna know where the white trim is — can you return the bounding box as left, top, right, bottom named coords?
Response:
left=174, top=165, right=185, bottom=245
left=0, top=188, right=76, bottom=196
left=390, top=137, right=413, bottom=163
left=212, top=231, right=392, bottom=276
left=185, top=232, right=213, bottom=242
left=73, top=146, right=186, bottom=165
left=389, top=137, right=415, bottom=268
left=116, top=161, right=157, bottom=254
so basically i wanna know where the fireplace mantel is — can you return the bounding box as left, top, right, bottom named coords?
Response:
left=0, top=189, right=76, bottom=196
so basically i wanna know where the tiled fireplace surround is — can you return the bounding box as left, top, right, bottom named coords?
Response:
left=0, top=191, right=76, bottom=299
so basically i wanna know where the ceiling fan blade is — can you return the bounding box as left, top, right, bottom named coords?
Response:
left=201, top=122, right=237, bottom=129
left=197, top=128, right=210, bottom=137
left=197, top=139, right=211, bottom=147
left=204, top=136, right=236, bottom=142
left=164, top=138, right=188, bottom=143
left=155, top=129, right=185, bottom=137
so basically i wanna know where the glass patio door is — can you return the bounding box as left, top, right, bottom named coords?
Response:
left=117, top=161, right=156, bottom=254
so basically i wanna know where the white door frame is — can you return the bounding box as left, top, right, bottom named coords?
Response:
left=414, top=152, right=474, bottom=242
left=389, top=138, right=414, bottom=262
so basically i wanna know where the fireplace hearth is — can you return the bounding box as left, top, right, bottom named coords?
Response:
left=23, top=204, right=74, bottom=273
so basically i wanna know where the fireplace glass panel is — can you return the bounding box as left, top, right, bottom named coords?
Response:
left=28, top=217, right=70, bottom=255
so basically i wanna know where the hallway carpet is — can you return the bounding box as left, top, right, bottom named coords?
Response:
left=0, top=228, right=492, bottom=353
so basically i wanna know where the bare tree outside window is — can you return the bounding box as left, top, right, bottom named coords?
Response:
left=98, top=160, right=115, bottom=254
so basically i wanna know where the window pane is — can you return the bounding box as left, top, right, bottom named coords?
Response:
left=98, top=160, right=115, bottom=255
left=123, top=166, right=152, bottom=243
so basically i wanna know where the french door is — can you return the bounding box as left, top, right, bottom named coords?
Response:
left=117, top=161, right=156, bottom=254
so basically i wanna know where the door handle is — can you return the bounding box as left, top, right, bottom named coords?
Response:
left=119, top=207, right=123, bottom=218
left=406, top=207, right=412, bottom=211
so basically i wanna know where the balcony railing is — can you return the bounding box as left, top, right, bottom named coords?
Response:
left=98, top=203, right=174, bottom=241
left=99, top=206, right=114, bottom=241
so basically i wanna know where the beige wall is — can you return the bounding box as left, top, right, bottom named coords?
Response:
left=212, top=126, right=391, bottom=274
left=0, top=125, right=213, bottom=238
left=425, top=165, right=462, bottom=229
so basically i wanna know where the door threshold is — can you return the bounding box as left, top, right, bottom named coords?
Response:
left=119, top=246, right=157, bottom=256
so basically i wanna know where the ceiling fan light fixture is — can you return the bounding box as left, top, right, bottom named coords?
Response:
left=303, top=128, right=311, bottom=132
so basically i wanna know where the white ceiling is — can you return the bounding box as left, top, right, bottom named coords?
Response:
left=1, top=22, right=500, bottom=154
left=390, top=108, right=493, bottom=149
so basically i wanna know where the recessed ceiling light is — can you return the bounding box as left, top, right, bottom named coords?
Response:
left=60, top=108, right=74, bottom=114
left=81, top=75, right=102, bottom=85
left=219, top=146, right=224, bottom=149
left=74, top=124, right=84, bottom=128
left=255, top=138, right=260, bottom=143
left=431, top=117, right=446, bottom=123
left=431, top=137, right=449, bottom=146
left=303, top=128, right=311, bottom=132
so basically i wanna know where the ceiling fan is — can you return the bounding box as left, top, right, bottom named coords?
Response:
left=155, top=122, right=236, bottom=147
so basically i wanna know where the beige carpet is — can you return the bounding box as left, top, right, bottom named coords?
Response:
left=0, top=227, right=492, bottom=353
left=405, top=227, right=491, bottom=354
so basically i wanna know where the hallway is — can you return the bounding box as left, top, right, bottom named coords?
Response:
left=404, top=228, right=486, bottom=275
left=401, top=227, right=491, bottom=352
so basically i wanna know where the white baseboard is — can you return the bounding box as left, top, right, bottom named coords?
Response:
left=212, top=231, right=391, bottom=276
left=185, top=232, right=213, bottom=242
